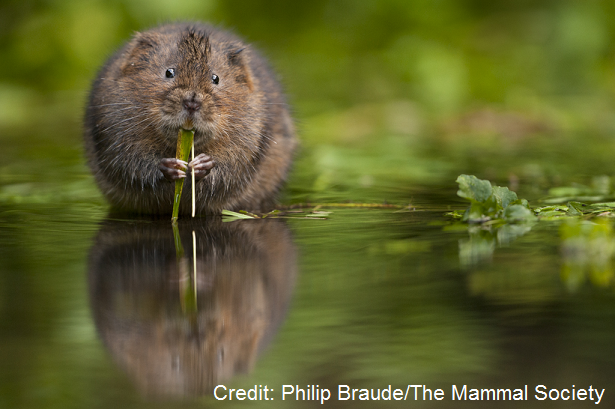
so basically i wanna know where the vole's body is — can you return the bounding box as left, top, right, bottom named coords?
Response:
left=84, top=23, right=296, bottom=215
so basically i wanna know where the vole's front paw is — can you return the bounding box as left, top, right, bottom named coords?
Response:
left=189, top=153, right=215, bottom=180
left=159, top=158, right=187, bottom=181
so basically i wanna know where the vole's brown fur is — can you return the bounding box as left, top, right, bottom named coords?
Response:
left=84, top=23, right=296, bottom=215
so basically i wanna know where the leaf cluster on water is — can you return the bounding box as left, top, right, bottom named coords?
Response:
left=450, top=174, right=615, bottom=280
left=451, top=174, right=615, bottom=223
left=451, top=174, right=536, bottom=225
left=534, top=202, right=615, bottom=220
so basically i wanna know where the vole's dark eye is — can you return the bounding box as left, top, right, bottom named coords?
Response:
left=212, top=74, right=219, bottom=85
left=165, top=68, right=175, bottom=78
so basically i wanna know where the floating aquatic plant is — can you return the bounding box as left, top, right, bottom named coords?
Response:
left=451, top=174, right=535, bottom=224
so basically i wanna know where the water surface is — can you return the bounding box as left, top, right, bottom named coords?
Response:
left=1, top=164, right=614, bottom=408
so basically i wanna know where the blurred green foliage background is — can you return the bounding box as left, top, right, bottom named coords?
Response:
left=2, top=0, right=615, bottom=202
left=3, top=0, right=615, bottom=206
left=3, top=0, right=615, bottom=124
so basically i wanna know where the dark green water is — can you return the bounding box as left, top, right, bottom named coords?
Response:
left=1, top=131, right=614, bottom=408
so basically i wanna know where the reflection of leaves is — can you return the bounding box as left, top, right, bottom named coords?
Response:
left=458, top=224, right=533, bottom=269
left=497, top=224, right=533, bottom=247
left=459, top=227, right=496, bottom=268
left=453, top=175, right=535, bottom=269
left=560, top=219, right=615, bottom=291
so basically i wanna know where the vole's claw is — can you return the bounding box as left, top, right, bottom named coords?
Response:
left=159, top=158, right=188, bottom=181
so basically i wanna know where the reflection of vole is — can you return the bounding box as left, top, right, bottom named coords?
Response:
left=84, top=23, right=296, bottom=215
left=88, top=218, right=297, bottom=397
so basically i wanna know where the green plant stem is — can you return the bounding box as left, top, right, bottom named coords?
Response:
left=171, top=128, right=195, bottom=221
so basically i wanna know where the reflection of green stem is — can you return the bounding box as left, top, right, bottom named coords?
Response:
left=173, top=223, right=198, bottom=315
left=172, top=222, right=184, bottom=258
left=192, top=230, right=197, bottom=309
left=171, top=128, right=195, bottom=221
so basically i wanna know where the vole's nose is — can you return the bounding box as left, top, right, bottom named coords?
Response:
left=183, top=99, right=201, bottom=113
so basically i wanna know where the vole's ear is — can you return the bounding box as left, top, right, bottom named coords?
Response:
left=227, top=47, right=254, bottom=91
left=120, top=32, right=158, bottom=76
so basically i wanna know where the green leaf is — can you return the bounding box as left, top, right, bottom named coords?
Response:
left=221, top=209, right=257, bottom=222
left=491, top=186, right=518, bottom=209
left=456, top=174, right=492, bottom=203
left=567, top=201, right=585, bottom=216
left=534, top=205, right=569, bottom=213
left=589, top=202, right=615, bottom=209
left=445, top=210, right=465, bottom=219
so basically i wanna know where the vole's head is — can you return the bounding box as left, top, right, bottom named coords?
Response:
left=118, top=24, right=260, bottom=147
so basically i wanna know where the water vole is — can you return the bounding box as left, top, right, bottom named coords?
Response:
left=84, top=23, right=296, bottom=215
